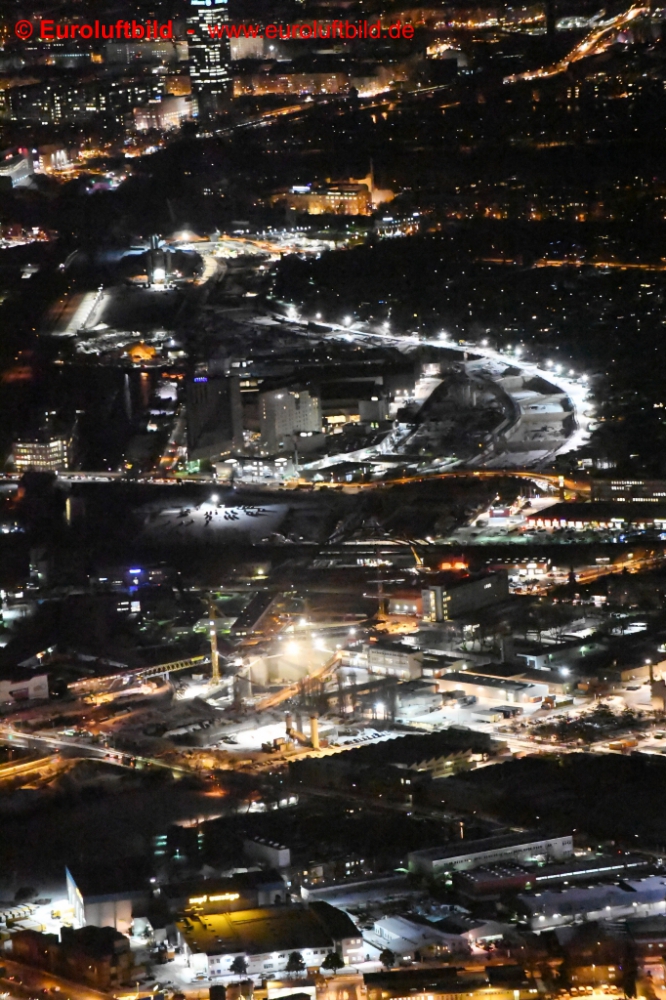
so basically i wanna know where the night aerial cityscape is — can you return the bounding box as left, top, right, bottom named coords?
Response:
left=10, top=2, right=666, bottom=1000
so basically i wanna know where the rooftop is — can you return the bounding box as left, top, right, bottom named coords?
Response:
left=176, top=902, right=357, bottom=956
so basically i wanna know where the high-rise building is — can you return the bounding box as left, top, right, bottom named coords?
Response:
left=259, top=388, right=321, bottom=454
left=188, top=0, right=232, bottom=116
left=186, top=376, right=243, bottom=461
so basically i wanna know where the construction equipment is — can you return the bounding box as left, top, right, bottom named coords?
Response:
left=254, top=651, right=342, bottom=711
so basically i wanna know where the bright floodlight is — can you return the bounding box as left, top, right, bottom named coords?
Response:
left=211, top=494, right=219, bottom=503
left=316, top=313, right=322, bottom=320
left=286, top=641, right=299, bottom=656
left=515, top=346, right=522, bottom=356
left=383, top=321, right=390, bottom=331
left=349, top=627, right=357, bottom=635
left=343, top=316, right=352, bottom=327
left=546, top=360, right=553, bottom=367
left=482, top=339, right=488, bottom=346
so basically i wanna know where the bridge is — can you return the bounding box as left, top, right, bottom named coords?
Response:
left=69, top=654, right=212, bottom=695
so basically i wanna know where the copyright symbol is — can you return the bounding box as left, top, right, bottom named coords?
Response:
left=15, top=20, right=34, bottom=38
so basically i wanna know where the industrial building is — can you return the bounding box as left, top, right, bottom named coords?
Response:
left=164, top=870, right=289, bottom=914
left=526, top=501, right=666, bottom=530
left=421, top=572, right=509, bottom=622
left=373, top=915, right=466, bottom=962
left=66, top=866, right=149, bottom=935
left=0, top=669, right=49, bottom=705
left=437, top=670, right=549, bottom=704
left=345, top=639, right=423, bottom=680
left=408, top=832, right=574, bottom=878
left=517, top=875, right=666, bottom=932
left=453, top=854, right=650, bottom=901
left=176, top=901, right=364, bottom=978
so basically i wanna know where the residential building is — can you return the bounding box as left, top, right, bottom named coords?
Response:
left=11, top=926, right=139, bottom=990
left=134, top=96, right=195, bottom=130
left=186, top=375, right=243, bottom=461
left=259, top=388, right=321, bottom=454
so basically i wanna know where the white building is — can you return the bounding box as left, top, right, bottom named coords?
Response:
left=0, top=151, right=33, bottom=189
left=244, top=838, right=291, bottom=869
left=259, top=388, right=321, bottom=454
left=373, top=916, right=467, bottom=961
left=518, top=876, right=666, bottom=932
left=0, top=671, right=49, bottom=704
left=408, top=833, right=574, bottom=878
left=134, top=96, right=195, bottom=131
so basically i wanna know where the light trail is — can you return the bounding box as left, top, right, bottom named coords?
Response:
left=504, top=4, right=650, bottom=84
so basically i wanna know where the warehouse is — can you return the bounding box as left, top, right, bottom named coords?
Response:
left=408, top=832, right=573, bottom=877
left=177, top=901, right=364, bottom=978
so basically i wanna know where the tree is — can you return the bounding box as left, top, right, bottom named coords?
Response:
left=321, top=952, right=345, bottom=974
left=287, top=952, right=306, bottom=976
left=379, top=948, right=396, bottom=970
left=230, top=955, right=248, bottom=980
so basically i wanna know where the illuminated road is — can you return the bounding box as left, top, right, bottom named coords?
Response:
left=0, top=726, right=190, bottom=775
left=1, top=957, right=113, bottom=1000
left=505, top=3, right=650, bottom=83
left=281, top=311, right=593, bottom=475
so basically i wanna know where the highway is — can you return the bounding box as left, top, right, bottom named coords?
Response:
left=281, top=310, right=593, bottom=474
left=505, top=2, right=650, bottom=83
left=0, top=726, right=190, bottom=775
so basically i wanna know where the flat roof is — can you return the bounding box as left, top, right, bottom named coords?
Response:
left=442, top=671, right=537, bottom=693
left=409, top=831, right=570, bottom=864
left=176, top=902, right=357, bottom=956
left=527, top=501, right=666, bottom=522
